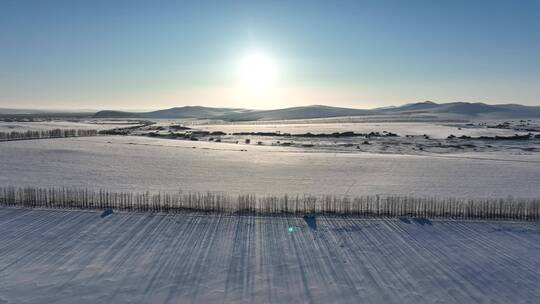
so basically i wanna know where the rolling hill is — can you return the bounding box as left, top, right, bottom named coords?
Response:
left=377, top=101, right=540, bottom=118
left=86, top=101, right=540, bottom=120
left=215, top=105, right=372, bottom=121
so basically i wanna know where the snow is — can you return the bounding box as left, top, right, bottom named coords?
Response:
left=193, top=121, right=528, bottom=139
left=0, top=120, right=138, bottom=132
left=0, top=208, right=539, bottom=303
left=1, top=136, right=539, bottom=198
left=129, top=120, right=540, bottom=155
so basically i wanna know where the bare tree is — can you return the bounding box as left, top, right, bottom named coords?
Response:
left=0, top=186, right=538, bottom=221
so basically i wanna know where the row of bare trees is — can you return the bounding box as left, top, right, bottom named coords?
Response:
left=0, top=129, right=98, bottom=141
left=0, top=187, right=539, bottom=221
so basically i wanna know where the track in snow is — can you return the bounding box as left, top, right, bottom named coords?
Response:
left=0, top=208, right=540, bottom=303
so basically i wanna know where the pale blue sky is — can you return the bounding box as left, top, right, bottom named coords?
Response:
left=1, top=0, right=539, bottom=110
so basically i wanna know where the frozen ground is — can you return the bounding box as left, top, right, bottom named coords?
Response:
left=192, top=121, right=529, bottom=139
left=0, top=120, right=139, bottom=132
left=0, top=208, right=539, bottom=303
left=1, top=136, right=539, bottom=198
left=133, top=119, right=540, bottom=154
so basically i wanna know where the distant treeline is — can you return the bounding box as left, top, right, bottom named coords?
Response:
left=447, top=133, right=540, bottom=140
left=1, top=187, right=539, bottom=221
left=98, top=121, right=154, bottom=135
left=0, top=129, right=98, bottom=141
left=231, top=131, right=399, bottom=138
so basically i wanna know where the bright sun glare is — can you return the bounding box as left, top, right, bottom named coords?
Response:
left=238, top=52, right=278, bottom=91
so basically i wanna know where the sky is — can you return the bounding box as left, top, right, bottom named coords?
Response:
left=0, top=0, right=539, bottom=110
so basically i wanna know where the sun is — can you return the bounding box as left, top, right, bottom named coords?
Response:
left=238, top=52, right=278, bottom=91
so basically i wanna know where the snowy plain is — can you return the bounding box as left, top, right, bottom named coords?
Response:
left=135, top=119, right=540, bottom=155
left=191, top=121, right=528, bottom=139
left=1, top=119, right=540, bottom=303
left=1, top=135, right=539, bottom=198
left=0, top=208, right=539, bottom=304
left=0, top=120, right=138, bottom=132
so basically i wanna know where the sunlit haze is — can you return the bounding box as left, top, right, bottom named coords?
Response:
left=237, top=51, right=279, bottom=108
left=1, top=1, right=539, bottom=110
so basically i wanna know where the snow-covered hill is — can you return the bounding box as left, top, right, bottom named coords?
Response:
left=92, top=101, right=540, bottom=120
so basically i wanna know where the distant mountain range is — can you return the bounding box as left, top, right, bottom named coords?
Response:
left=92, top=101, right=540, bottom=120
left=2, top=101, right=539, bottom=120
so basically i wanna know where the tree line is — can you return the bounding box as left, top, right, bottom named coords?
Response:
left=0, top=187, right=539, bottom=221
left=0, top=129, right=98, bottom=141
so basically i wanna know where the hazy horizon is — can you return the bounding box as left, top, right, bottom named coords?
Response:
left=3, top=99, right=540, bottom=113
left=1, top=0, right=539, bottom=110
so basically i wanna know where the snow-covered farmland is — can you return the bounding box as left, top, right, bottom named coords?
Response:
left=1, top=136, right=539, bottom=198
left=192, top=121, right=530, bottom=139
left=0, top=120, right=139, bottom=132
left=0, top=208, right=539, bottom=303
left=126, top=119, right=540, bottom=154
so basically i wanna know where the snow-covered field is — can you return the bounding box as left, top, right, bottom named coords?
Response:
left=130, top=119, right=540, bottom=154
left=192, top=121, right=527, bottom=139
left=0, top=120, right=138, bottom=132
left=0, top=208, right=539, bottom=303
left=1, top=136, right=539, bottom=198
left=1, top=119, right=539, bottom=303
